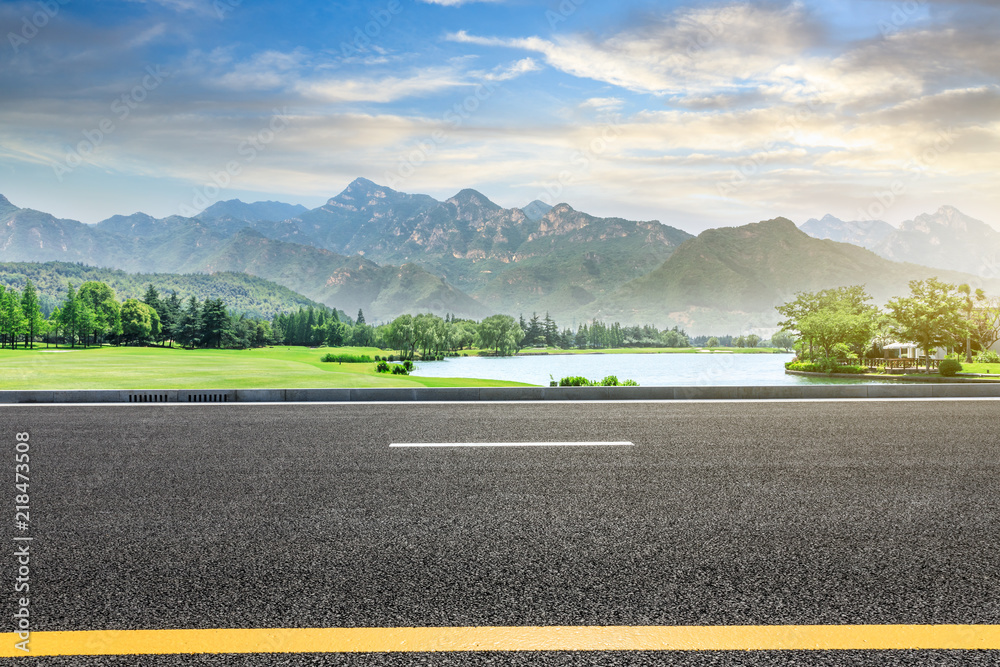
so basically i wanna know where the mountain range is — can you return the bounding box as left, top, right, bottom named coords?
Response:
left=2, top=185, right=997, bottom=335
left=801, top=206, right=1000, bottom=279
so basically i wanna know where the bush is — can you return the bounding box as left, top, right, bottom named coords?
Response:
left=322, top=353, right=373, bottom=363
left=976, top=350, right=1000, bottom=363
left=375, top=361, right=390, bottom=373
left=558, top=375, right=639, bottom=386
left=938, top=359, right=962, bottom=377
left=786, top=361, right=866, bottom=374
left=391, top=364, right=409, bottom=375
left=402, top=360, right=415, bottom=372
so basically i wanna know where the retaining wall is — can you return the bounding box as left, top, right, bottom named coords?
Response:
left=2, top=384, right=1000, bottom=404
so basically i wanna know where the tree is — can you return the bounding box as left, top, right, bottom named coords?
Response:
left=120, top=298, right=157, bottom=345
left=386, top=314, right=416, bottom=359
left=770, top=332, right=794, bottom=351
left=142, top=284, right=161, bottom=316
left=20, top=279, right=42, bottom=349
left=177, top=297, right=202, bottom=348
left=1, top=286, right=27, bottom=349
left=78, top=281, right=121, bottom=346
left=745, top=333, right=761, bottom=348
left=958, top=284, right=987, bottom=363
left=356, top=309, right=365, bottom=325
left=476, top=314, right=524, bottom=356
left=200, top=298, right=229, bottom=348
left=973, top=297, right=1000, bottom=353
left=777, top=286, right=879, bottom=362
left=886, top=278, right=968, bottom=373
left=60, top=283, right=79, bottom=348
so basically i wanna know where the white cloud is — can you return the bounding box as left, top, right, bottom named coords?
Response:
left=580, top=97, right=625, bottom=111
left=479, top=57, right=541, bottom=82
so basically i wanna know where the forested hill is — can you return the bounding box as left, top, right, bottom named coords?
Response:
left=0, top=262, right=344, bottom=320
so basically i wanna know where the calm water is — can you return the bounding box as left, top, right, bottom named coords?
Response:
left=410, top=352, right=880, bottom=386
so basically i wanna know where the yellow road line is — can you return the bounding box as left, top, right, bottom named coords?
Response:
left=3, top=625, right=1000, bottom=656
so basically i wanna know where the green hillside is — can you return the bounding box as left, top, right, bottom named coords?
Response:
left=603, top=218, right=1000, bottom=333
left=0, top=262, right=337, bottom=319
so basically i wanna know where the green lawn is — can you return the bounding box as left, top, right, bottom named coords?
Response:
left=0, top=346, right=531, bottom=390
left=955, top=362, right=1000, bottom=375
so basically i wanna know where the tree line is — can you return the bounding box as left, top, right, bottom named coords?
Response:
left=776, top=278, right=1000, bottom=372
left=0, top=280, right=280, bottom=350
left=2, top=277, right=695, bottom=356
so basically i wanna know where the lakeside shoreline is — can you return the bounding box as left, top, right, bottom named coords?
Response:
left=785, top=369, right=1000, bottom=383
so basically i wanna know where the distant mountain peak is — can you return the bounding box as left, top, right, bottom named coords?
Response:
left=0, top=194, right=18, bottom=215
left=903, top=205, right=987, bottom=234
left=197, top=199, right=307, bottom=223
left=327, top=177, right=397, bottom=207
left=447, top=188, right=501, bottom=212
left=520, top=200, right=552, bottom=221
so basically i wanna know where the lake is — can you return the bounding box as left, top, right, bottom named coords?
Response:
left=410, top=352, right=878, bottom=386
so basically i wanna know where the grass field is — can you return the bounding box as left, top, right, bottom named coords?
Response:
left=0, top=346, right=532, bottom=390
left=956, top=362, right=1000, bottom=375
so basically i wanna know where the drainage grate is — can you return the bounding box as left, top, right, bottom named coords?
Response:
left=129, top=393, right=169, bottom=403
left=187, top=393, right=230, bottom=403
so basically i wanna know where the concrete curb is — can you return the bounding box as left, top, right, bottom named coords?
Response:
left=3, top=384, right=1000, bottom=404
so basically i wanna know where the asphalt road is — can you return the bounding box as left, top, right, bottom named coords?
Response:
left=3, top=400, right=1000, bottom=665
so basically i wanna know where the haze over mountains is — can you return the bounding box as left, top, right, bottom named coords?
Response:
left=801, top=206, right=1000, bottom=279
left=1, top=182, right=996, bottom=335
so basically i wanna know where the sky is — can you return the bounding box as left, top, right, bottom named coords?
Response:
left=1, top=0, right=998, bottom=233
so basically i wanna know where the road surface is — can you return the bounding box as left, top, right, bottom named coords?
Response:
left=2, top=400, right=999, bottom=664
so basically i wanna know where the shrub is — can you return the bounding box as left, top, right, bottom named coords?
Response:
left=786, top=361, right=866, bottom=374
left=391, top=364, right=409, bottom=375
left=558, top=375, right=639, bottom=386
left=375, top=361, right=390, bottom=373
left=938, top=359, right=962, bottom=377
left=402, top=360, right=415, bottom=372
left=322, top=353, right=373, bottom=363
left=976, top=350, right=1000, bottom=364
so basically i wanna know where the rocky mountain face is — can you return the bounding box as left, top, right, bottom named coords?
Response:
left=801, top=207, right=1000, bottom=278
left=6, top=182, right=995, bottom=334
left=0, top=194, right=483, bottom=321
left=800, top=215, right=896, bottom=248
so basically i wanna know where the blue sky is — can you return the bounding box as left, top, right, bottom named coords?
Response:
left=1, top=0, right=998, bottom=232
